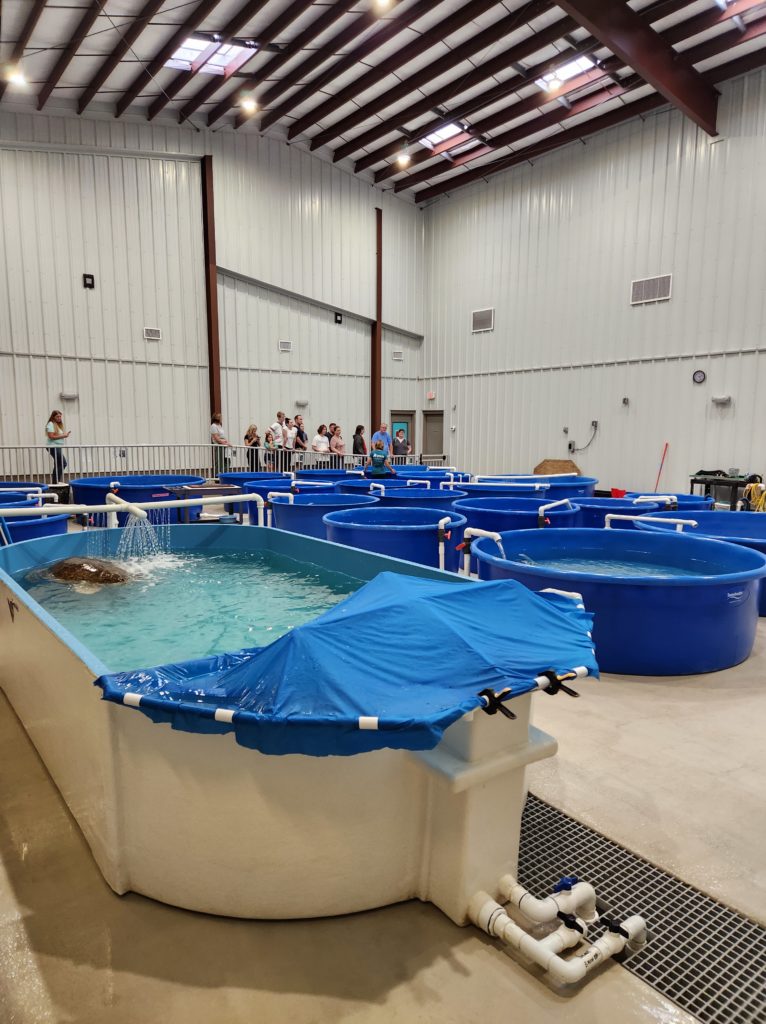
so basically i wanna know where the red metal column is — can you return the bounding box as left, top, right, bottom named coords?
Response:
left=201, top=155, right=222, bottom=416
left=371, top=208, right=383, bottom=429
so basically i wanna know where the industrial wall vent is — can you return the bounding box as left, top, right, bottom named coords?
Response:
left=278, top=340, right=293, bottom=353
left=471, top=308, right=495, bottom=333
left=392, top=350, right=404, bottom=361
left=630, top=274, right=672, bottom=305
left=143, top=327, right=162, bottom=341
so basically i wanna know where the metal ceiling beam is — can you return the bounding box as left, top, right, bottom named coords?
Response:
left=554, top=0, right=719, bottom=135
left=0, top=0, right=46, bottom=104
left=79, top=0, right=168, bottom=114
left=253, top=2, right=384, bottom=122
left=373, top=0, right=747, bottom=182
left=291, top=0, right=521, bottom=143
left=38, top=1, right=101, bottom=110
left=233, top=0, right=359, bottom=129
left=412, top=35, right=766, bottom=204
left=662, top=0, right=765, bottom=46
left=259, top=0, right=441, bottom=134
left=114, top=0, right=223, bottom=118
left=201, top=0, right=342, bottom=126
left=310, top=0, right=553, bottom=153
left=378, top=63, right=614, bottom=185
left=348, top=25, right=588, bottom=172
left=146, top=0, right=270, bottom=121
left=414, top=94, right=666, bottom=203
left=395, top=74, right=640, bottom=192
left=353, top=0, right=687, bottom=174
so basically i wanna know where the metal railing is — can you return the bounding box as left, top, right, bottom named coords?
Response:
left=0, top=444, right=448, bottom=484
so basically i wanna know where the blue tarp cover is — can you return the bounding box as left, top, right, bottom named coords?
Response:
left=95, top=572, right=597, bottom=756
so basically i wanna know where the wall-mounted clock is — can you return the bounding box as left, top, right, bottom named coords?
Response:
left=692, top=370, right=706, bottom=384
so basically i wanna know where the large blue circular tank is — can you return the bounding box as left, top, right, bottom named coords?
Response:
left=473, top=527, right=766, bottom=675
left=270, top=493, right=379, bottom=539
left=374, top=488, right=468, bottom=510
left=637, top=509, right=766, bottom=614
left=574, top=497, right=661, bottom=529
left=323, top=506, right=467, bottom=571
left=472, top=474, right=597, bottom=499
left=0, top=493, right=38, bottom=507
left=335, top=478, right=419, bottom=494
left=1, top=513, right=69, bottom=544
left=448, top=481, right=552, bottom=500
left=626, top=491, right=714, bottom=510
left=454, top=496, right=580, bottom=532
left=295, top=469, right=356, bottom=482
left=70, top=475, right=205, bottom=526
left=218, top=471, right=288, bottom=487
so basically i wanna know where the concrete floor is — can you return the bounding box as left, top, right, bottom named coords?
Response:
left=529, top=620, right=766, bottom=925
left=2, top=607, right=764, bottom=1022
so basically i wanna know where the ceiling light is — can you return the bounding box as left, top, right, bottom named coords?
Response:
left=375, top=0, right=392, bottom=10
left=241, top=97, right=257, bottom=115
left=547, top=75, right=561, bottom=90
left=6, top=66, right=26, bottom=86
left=396, top=148, right=411, bottom=167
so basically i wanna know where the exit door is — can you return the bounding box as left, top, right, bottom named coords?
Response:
left=422, top=412, right=444, bottom=456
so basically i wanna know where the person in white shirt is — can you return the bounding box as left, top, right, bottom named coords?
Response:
left=270, top=410, right=286, bottom=472
left=312, top=424, right=330, bottom=466
left=282, top=417, right=297, bottom=470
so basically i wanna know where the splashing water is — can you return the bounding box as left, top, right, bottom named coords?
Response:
left=116, top=513, right=162, bottom=559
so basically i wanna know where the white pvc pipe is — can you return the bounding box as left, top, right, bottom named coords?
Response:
left=633, top=493, right=679, bottom=508
left=533, top=665, right=589, bottom=691
left=498, top=874, right=598, bottom=925
left=0, top=492, right=267, bottom=528
left=437, top=516, right=451, bottom=572
left=467, top=481, right=551, bottom=490
left=106, top=490, right=148, bottom=520
left=605, top=513, right=697, bottom=532
left=469, top=892, right=646, bottom=985
left=266, top=491, right=294, bottom=528
left=407, top=478, right=431, bottom=488
left=370, top=483, right=386, bottom=495
left=461, top=527, right=506, bottom=575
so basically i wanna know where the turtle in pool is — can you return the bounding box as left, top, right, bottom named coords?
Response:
left=48, top=558, right=131, bottom=585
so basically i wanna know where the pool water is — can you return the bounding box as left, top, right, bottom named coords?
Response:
left=21, top=551, right=360, bottom=672
left=518, top=556, right=712, bottom=578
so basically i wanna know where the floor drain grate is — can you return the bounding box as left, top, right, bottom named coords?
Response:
left=518, top=794, right=766, bottom=1024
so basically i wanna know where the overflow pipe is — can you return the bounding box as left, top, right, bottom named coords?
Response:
left=437, top=516, right=451, bottom=572
left=0, top=492, right=267, bottom=528
left=498, top=875, right=597, bottom=925
left=605, top=514, right=697, bottom=532
left=106, top=490, right=148, bottom=520
left=266, top=491, right=294, bottom=528
left=461, top=527, right=506, bottom=575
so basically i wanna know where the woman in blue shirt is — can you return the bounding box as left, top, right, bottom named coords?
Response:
left=366, top=440, right=396, bottom=478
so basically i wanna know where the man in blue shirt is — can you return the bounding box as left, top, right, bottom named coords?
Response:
left=371, top=421, right=392, bottom=453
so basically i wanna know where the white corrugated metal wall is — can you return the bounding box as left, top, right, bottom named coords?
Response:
left=422, top=70, right=766, bottom=488
left=0, top=111, right=424, bottom=453
left=0, top=143, right=208, bottom=447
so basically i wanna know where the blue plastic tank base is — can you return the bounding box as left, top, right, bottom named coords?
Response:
left=324, top=506, right=467, bottom=572
left=472, top=527, right=766, bottom=676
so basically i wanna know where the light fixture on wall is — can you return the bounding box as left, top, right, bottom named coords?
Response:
left=712, top=395, right=732, bottom=406
left=240, top=96, right=258, bottom=115
left=59, top=392, right=79, bottom=401
left=295, top=399, right=309, bottom=408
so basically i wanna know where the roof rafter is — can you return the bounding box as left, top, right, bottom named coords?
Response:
left=78, top=0, right=166, bottom=115
left=114, top=0, right=224, bottom=119
left=146, top=0, right=271, bottom=121
left=0, top=0, right=46, bottom=104
left=200, top=0, right=340, bottom=126
left=38, top=1, right=101, bottom=111
left=372, top=0, right=756, bottom=186
left=290, top=0, right=516, bottom=143
left=310, top=0, right=553, bottom=153
left=413, top=29, right=766, bottom=203
left=347, top=18, right=582, bottom=171
left=258, top=0, right=440, bottom=134
left=555, top=0, right=718, bottom=135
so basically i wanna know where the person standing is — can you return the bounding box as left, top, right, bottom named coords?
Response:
left=294, top=414, right=308, bottom=468
left=283, top=417, right=297, bottom=471
left=353, top=424, right=367, bottom=457
left=270, top=411, right=285, bottom=472
left=312, top=424, right=330, bottom=467
left=330, top=424, right=345, bottom=466
left=371, top=421, right=392, bottom=454
left=210, top=412, right=233, bottom=477
left=45, top=410, right=70, bottom=484
left=392, top=428, right=411, bottom=459
left=244, top=424, right=260, bottom=473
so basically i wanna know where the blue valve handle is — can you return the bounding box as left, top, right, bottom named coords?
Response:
left=552, top=875, right=579, bottom=893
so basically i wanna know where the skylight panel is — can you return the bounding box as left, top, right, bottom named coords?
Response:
left=166, top=36, right=252, bottom=76
left=535, top=54, right=594, bottom=91
left=420, top=122, right=463, bottom=148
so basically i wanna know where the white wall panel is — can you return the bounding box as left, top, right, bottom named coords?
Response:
left=0, top=145, right=208, bottom=447
left=422, top=70, right=766, bottom=484
left=218, top=272, right=370, bottom=443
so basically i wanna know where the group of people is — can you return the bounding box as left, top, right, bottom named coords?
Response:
left=210, top=412, right=412, bottom=476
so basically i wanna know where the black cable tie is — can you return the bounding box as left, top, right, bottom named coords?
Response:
left=556, top=911, right=584, bottom=934
left=599, top=915, right=630, bottom=939
left=478, top=688, right=517, bottom=720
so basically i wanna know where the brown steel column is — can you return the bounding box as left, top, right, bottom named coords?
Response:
left=371, top=207, right=382, bottom=429
left=201, top=155, right=222, bottom=416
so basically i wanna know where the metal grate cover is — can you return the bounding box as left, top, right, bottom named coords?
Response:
left=518, top=794, right=766, bottom=1024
